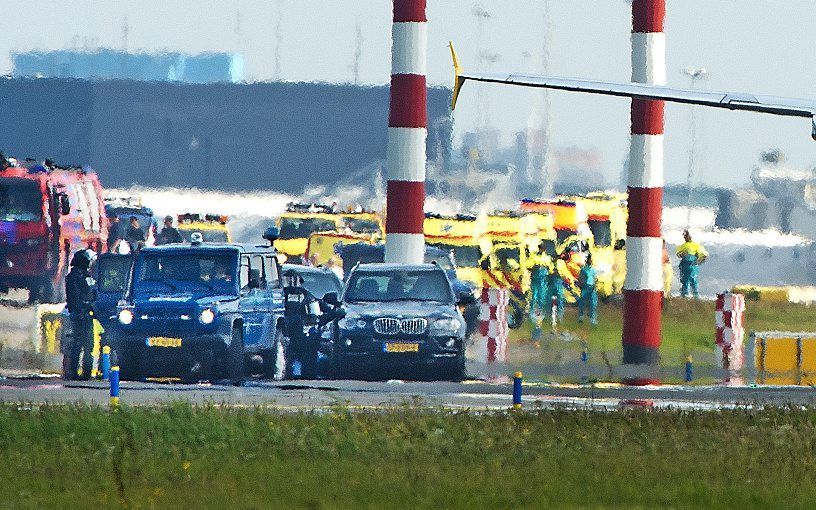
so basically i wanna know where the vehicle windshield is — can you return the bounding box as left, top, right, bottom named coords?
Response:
left=279, top=217, right=337, bottom=240
left=344, top=269, right=453, bottom=303
left=0, top=178, right=42, bottom=221
left=296, top=271, right=342, bottom=299
left=430, top=243, right=481, bottom=268
left=97, top=256, right=133, bottom=293
left=178, top=228, right=229, bottom=243
left=343, top=217, right=381, bottom=234
left=556, top=229, right=577, bottom=244
left=133, top=250, right=238, bottom=296
left=494, top=247, right=520, bottom=267
left=424, top=251, right=455, bottom=271
left=588, top=219, right=612, bottom=248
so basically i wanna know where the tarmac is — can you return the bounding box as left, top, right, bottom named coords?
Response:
left=1, top=376, right=815, bottom=411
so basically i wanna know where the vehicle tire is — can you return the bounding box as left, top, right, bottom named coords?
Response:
left=449, top=353, right=467, bottom=382
left=228, top=326, right=245, bottom=386
left=507, top=303, right=524, bottom=330
left=117, top=346, right=142, bottom=381
left=263, top=327, right=288, bottom=380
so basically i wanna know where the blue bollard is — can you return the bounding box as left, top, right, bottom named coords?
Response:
left=101, top=346, right=111, bottom=381
left=110, top=366, right=120, bottom=409
left=581, top=349, right=589, bottom=384
left=685, top=356, right=693, bottom=383
left=512, top=371, right=523, bottom=409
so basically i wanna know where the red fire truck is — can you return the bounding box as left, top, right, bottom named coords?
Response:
left=0, top=164, right=107, bottom=303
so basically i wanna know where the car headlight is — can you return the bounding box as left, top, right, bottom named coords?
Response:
left=118, top=309, right=134, bottom=325
left=338, top=317, right=367, bottom=330
left=430, top=317, right=462, bottom=334
left=199, top=308, right=215, bottom=324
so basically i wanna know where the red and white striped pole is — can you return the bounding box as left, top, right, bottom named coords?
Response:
left=384, top=0, right=427, bottom=264
left=622, top=0, right=665, bottom=373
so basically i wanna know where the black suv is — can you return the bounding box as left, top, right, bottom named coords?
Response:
left=330, top=263, right=470, bottom=381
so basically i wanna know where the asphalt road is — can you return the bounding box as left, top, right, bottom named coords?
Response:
left=2, top=376, right=816, bottom=410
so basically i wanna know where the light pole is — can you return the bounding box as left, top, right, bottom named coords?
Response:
left=681, top=67, right=708, bottom=228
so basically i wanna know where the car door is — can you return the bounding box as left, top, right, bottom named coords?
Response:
left=238, top=253, right=266, bottom=349
left=259, top=254, right=283, bottom=348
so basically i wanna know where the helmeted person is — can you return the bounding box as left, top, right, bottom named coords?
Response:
left=577, top=253, right=599, bottom=325
left=675, top=230, right=707, bottom=298
left=64, top=249, right=97, bottom=380
left=525, top=242, right=552, bottom=324
left=548, top=251, right=574, bottom=322
left=156, top=215, right=183, bottom=245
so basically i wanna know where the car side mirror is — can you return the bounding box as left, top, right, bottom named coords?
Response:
left=59, top=193, right=70, bottom=215
left=322, top=292, right=339, bottom=306
left=263, top=227, right=279, bottom=243
left=248, top=268, right=262, bottom=289
left=457, top=291, right=476, bottom=306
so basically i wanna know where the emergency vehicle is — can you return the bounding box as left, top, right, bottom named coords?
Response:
left=275, top=203, right=342, bottom=264
left=305, top=231, right=373, bottom=268
left=0, top=162, right=107, bottom=303
left=577, top=192, right=628, bottom=297
left=105, top=194, right=157, bottom=246
left=480, top=211, right=535, bottom=328
left=176, top=213, right=231, bottom=243
left=111, top=228, right=285, bottom=384
left=339, top=209, right=384, bottom=240
left=423, top=213, right=485, bottom=287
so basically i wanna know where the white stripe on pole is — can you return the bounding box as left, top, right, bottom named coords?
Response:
left=628, top=134, right=665, bottom=187
left=631, top=32, right=667, bottom=85
left=384, top=232, right=425, bottom=264
left=386, top=127, right=427, bottom=182
left=623, top=236, right=665, bottom=291
left=391, top=22, right=428, bottom=76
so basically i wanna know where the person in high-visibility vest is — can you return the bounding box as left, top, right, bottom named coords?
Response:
left=525, top=243, right=552, bottom=324
left=675, top=230, right=708, bottom=299
left=547, top=251, right=573, bottom=322
left=577, top=253, right=598, bottom=325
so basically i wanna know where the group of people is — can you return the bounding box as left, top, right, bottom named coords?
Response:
left=525, top=244, right=599, bottom=326
left=106, top=214, right=183, bottom=253
left=523, top=229, right=708, bottom=329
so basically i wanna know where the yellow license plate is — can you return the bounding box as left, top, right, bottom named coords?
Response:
left=147, top=337, right=182, bottom=348
left=385, top=342, right=419, bottom=353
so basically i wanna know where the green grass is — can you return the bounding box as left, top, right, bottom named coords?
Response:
left=2, top=404, right=816, bottom=508
left=510, top=299, right=816, bottom=382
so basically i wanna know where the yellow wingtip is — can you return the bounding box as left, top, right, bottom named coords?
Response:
left=449, top=41, right=465, bottom=110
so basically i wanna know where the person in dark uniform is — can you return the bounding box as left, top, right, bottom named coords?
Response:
left=125, top=216, right=146, bottom=252
left=64, top=249, right=97, bottom=380
left=107, top=215, right=123, bottom=253
left=156, top=215, right=183, bottom=245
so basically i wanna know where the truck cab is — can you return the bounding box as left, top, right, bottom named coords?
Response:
left=111, top=230, right=284, bottom=384
left=176, top=213, right=232, bottom=243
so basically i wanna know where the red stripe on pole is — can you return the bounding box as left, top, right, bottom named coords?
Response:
left=622, top=289, right=663, bottom=348
left=385, top=180, right=425, bottom=233
left=626, top=187, right=663, bottom=238
left=389, top=74, right=427, bottom=128
left=632, top=0, right=665, bottom=33
left=393, top=0, right=426, bottom=23
left=631, top=98, right=664, bottom=135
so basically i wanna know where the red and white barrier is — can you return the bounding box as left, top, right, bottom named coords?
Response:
left=384, top=0, right=427, bottom=264
left=475, top=288, right=509, bottom=364
left=716, top=292, right=746, bottom=383
left=622, top=0, right=666, bottom=370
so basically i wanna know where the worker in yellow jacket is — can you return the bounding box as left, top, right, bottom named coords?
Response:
left=675, top=230, right=708, bottom=299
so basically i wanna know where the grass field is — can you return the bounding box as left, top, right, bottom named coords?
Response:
left=509, top=298, right=816, bottom=383
left=2, top=404, right=816, bottom=508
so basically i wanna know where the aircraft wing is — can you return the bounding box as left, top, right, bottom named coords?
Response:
left=448, top=42, right=816, bottom=139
